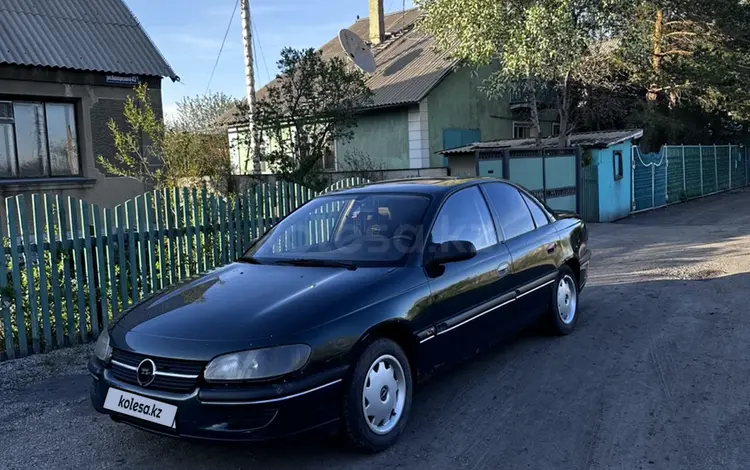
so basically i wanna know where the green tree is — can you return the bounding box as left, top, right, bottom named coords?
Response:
left=610, top=0, right=750, bottom=146
left=98, top=84, right=236, bottom=193
left=169, top=91, right=239, bottom=132
left=416, top=0, right=622, bottom=145
left=250, top=47, right=373, bottom=189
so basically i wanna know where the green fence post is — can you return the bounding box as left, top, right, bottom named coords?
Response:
left=115, top=205, right=128, bottom=309
left=0, top=207, right=13, bottom=359
left=241, top=189, right=249, bottom=248
left=154, top=193, right=166, bottom=291
left=125, top=200, right=138, bottom=303
left=81, top=201, right=99, bottom=339
left=16, top=195, right=41, bottom=353
left=68, top=197, right=87, bottom=343
left=145, top=192, right=157, bottom=293
left=135, top=196, right=148, bottom=296
left=55, top=197, right=74, bottom=345
left=173, top=188, right=185, bottom=280
left=32, top=195, right=51, bottom=350
left=103, top=208, right=119, bottom=319
left=261, top=184, right=269, bottom=235
left=164, top=190, right=176, bottom=286
left=210, top=194, right=220, bottom=268
left=201, top=189, right=209, bottom=270
left=219, top=197, right=227, bottom=265
left=229, top=195, right=237, bottom=260
left=191, top=188, right=203, bottom=274
left=93, top=205, right=109, bottom=329
left=248, top=186, right=256, bottom=241
left=45, top=195, right=63, bottom=348
left=182, top=188, right=194, bottom=277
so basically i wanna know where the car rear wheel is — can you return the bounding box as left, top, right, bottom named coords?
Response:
left=341, top=338, right=413, bottom=453
left=547, top=265, right=579, bottom=335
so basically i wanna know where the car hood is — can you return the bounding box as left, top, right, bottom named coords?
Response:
left=111, top=262, right=397, bottom=355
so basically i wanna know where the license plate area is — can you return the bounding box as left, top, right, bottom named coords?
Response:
left=103, top=387, right=178, bottom=429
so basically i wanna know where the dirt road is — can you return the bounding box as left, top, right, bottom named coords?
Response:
left=3, top=189, right=750, bottom=469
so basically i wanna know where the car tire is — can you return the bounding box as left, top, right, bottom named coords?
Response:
left=341, top=338, right=413, bottom=453
left=547, top=265, right=580, bottom=335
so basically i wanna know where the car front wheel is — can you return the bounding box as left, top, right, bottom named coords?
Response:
left=341, top=338, right=413, bottom=453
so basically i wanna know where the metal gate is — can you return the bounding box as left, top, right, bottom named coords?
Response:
left=477, top=147, right=582, bottom=213
left=580, top=163, right=599, bottom=222
left=633, top=144, right=748, bottom=214
left=632, top=147, right=667, bottom=213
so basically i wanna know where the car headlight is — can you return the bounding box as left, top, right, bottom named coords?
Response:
left=204, top=344, right=311, bottom=382
left=93, top=329, right=112, bottom=362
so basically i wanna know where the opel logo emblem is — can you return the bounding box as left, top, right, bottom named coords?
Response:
left=136, top=358, right=156, bottom=387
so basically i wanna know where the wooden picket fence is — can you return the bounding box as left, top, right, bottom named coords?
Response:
left=0, top=177, right=369, bottom=360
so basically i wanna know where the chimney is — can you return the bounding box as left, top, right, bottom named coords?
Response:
left=369, top=0, right=385, bottom=45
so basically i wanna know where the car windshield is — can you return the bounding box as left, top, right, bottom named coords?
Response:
left=244, top=193, right=431, bottom=267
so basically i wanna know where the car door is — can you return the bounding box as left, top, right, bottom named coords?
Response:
left=480, top=183, right=561, bottom=329
left=416, top=186, right=515, bottom=373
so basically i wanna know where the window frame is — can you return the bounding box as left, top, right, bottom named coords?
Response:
left=551, top=123, right=561, bottom=137
left=520, top=191, right=551, bottom=229
left=479, top=182, right=544, bottom=242
left=0, top=96, right=82, bottom=179
left=512, top=121, right=533, bottom=139
left=613, top=150, right=624, bottom=181
left=423, top=185, right=499, bottom=261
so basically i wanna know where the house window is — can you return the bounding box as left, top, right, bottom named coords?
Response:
left=614, top=150, right=624, bottom=180
left=513, top=122, right=533, bottom=139
left=323, top=147, right=336, bottom=170
left=0, top=100, right=80, bottom=178
left=552, top=123, right=561, bottom=137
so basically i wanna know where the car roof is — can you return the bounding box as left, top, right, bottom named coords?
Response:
left=324, top=177, right=514, bottom=196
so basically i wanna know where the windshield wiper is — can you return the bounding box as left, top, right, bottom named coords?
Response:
left=236, top=255, right=262, bottom=264
left=274, top=259, right=358, bottom=270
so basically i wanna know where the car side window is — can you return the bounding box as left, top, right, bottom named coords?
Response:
left=521, top=192, right=549, bottom=228
left=430, top=186, right=497, bottom=251
left=482, top=183, right=536, bottom=240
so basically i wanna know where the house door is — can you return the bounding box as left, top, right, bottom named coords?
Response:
left=443, top=129, right=480, bottom=167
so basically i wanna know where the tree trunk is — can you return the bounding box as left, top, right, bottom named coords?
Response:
left=558, top=71, right=571, bottom=148
left=526, top=77, right=542, bottom=146
left=647, top=8, right=664, bottom=104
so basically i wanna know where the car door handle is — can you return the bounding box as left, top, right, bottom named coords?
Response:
left=547, top=244, right=556, bottom=254
left=497, top=262, right=509, bottom=277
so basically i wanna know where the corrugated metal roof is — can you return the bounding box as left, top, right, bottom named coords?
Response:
left=441, top=129, right=645, bottom=154
left=322, top=9, right=458, bottom=108
left=0, top=0, right=177, bottom=79
left=217, top=8, right=458, bottom=125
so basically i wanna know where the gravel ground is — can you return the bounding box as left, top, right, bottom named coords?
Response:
left=3, top=189, right=750, bottom=470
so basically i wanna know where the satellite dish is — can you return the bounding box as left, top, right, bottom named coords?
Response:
left=339, top=29, right=376, bottom=74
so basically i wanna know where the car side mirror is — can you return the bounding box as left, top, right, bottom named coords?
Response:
left=429, top=240, right=477, bottom=266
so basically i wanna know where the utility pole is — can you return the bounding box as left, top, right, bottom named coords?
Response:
left=240, top=0, right=261, bottom=174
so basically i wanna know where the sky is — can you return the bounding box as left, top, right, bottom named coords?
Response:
left=124, top=0, right=416, bottom=118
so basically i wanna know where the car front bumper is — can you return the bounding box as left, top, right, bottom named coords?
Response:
left=88, top=357, right=347, bottom=442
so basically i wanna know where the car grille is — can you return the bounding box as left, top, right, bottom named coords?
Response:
left=110, top=349, right=206, bottom=393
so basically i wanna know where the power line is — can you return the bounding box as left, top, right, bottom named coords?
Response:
left=252, top=21, right=272, bottom=85
left=205, top=0, right=240, bottom=94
